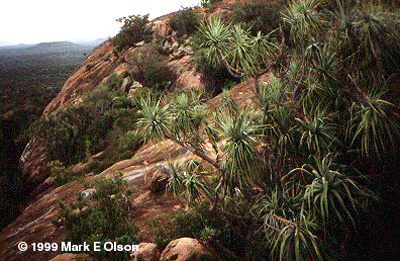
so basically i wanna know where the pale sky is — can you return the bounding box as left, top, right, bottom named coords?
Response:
left=1, top=0, right=201, bottom=44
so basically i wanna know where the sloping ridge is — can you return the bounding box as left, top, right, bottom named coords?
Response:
left=0, top=2, right=270, bottom=260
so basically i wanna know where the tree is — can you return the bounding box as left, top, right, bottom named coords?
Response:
left=138, top=1, right=399, bottom=259
left=112, top=14, right=152, bottom=51
left=197, top=18, right=287, bottom=96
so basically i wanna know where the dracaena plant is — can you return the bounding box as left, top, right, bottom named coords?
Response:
left=217, top=110, right=264, bottom=187
left=134, top=1, right=400, bottom=259
left=198, top=17, right=285, bottom=96
left=348, top=92, right=400, bottom=157
left=283, top=0, right=327, bottom=52
left=296, top=106, right=339, bottom=155
left=253, top=186, right=322, bottom=261
left=288, top=154, right=374, bottom=226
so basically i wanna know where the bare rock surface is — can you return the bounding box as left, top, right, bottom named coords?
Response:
left=133, top=242, right=161, bottom=261
left=160, top=238, right=215, bottom=261
left=0, top=140, right=192, bottom=260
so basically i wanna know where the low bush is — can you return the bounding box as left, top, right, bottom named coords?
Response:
left=31, top=85, right=140, bottom=167
left=105, top=72, right=123, bottom=91
left=151, top=202, right=268, bottom=260
left=128, top=45, right=174, bottom=90
left=47, top=160, right=79, bottom=186
left=85, top=63, right=94, bottom=71
left=228, top=1, right=285, bottom=35
left=91, top=130, right=143, bottom=174
left=112, top=14, right=152, bottom=51
left=200, top=0, right=222, bottom=8
left=169, top=7, right=199, bottom=37
left=53, top=174, right=140, bottom=260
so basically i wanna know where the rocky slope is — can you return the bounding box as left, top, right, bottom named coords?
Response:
left=0, top=2, right=268, bottom=260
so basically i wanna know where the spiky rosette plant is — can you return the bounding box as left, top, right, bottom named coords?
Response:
left=134, top=0, right=400, bottom=259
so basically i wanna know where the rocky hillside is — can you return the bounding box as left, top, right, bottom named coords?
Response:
left=0, top=2, right=265, bottom=260
left=3, top=0, right=400, bottom=260
left=19, top=16, right=204, bottom=188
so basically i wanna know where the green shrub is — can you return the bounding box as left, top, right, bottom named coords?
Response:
left=86, top=129, right=142, bottom=175
left=150, top=213, right=177, bottom=250
left=113, top=130, right=143, bottom=152
left=151, top=202, right=268, bottom=260
left=112, top=14, right=152, bottom=51
left=53, top=174, right=140, bottom=261
left=200, top=0, right=222, bottom=8
left=105, top=72, right=123, bottom=91
left=32, top=85, right=140, bottom=166
left=93, top=131, right=142, bottom=173
left=169, top=7, right=199, bottom=37
left=229, top=1, right=285, bottom=35
left=128, top=45, right=174, bottom=90
left=47, top=160, right=80, bottom=186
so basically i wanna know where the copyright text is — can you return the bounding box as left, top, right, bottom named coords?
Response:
left=17, top=241, right=139, bottom=252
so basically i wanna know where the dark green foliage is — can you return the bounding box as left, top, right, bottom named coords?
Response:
left=91, top=130, right=143, bottom=174
left=348, top=94, right=400, bottom=156
left=150, top=213, right=177, bottom=250
left=0, top=44, right=91, bottom=230
left=47, top=160, right=80, bottom=186
left=229, top=1, right=285, bottom=35
left=200, top=0, right=222, bottom=8
left=169, top=7, right=199, bottom=37
left=53, top=175, right=140, bottom=261
left=85, top=63, right=94, bottom=71
left=0, top=44, right=93, bottom=128
left=32, top=84, right=140, bottom=166
left=105, top=72, right=124, bottom=91
left=190, top=31, right=239, bottom=95
left=128, top=45, right=174, bottom=90
left=112, top=14, right=152, bottom=51
left=0, top=168, right=30, bottom=229
left=136, top=1, right=400, bottom=259
left=151, top=203, right=269, bottom=260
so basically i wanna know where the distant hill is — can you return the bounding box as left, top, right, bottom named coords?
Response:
left=71, top=37, right=109, bottom=46
left=0, top=43, right=33, bottom=49
left=0, top=41, right=94, bottom=56
left=27, top=41, right=88, bottom=54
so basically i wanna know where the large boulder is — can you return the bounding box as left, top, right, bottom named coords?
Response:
left=133, top=242, right=161, bottom=261
left=160, top=238, right=215, bottom=261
